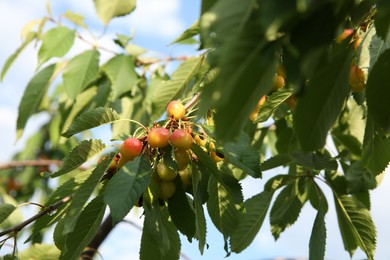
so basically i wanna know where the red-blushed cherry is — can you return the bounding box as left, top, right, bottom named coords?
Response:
left=148, top=127, right=170, bottom=148
left=170, top=129, right=193, bottom=150
left=119, top=138, right=143, bottom=162
left=167, top=100, right=186, bottom=120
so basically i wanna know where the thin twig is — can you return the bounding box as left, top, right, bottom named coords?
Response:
left=0, top=195, right=73, bottom=238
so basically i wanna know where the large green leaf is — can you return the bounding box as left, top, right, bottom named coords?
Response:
left=60, top=193, right=106, bottom=260
left=292, top=151, right=338, bottom=171
left=62, top=107, right=120, bottom=137
left=270, top=181, right=306, bottom=239
left=151, top=57, right=203, bottom=121
left=294, top=46, right=353, bottom=151
left=345, top=161, right=376, bottom=193
left=0, top=204, right=16, bottom=225
left=230, top=191, right=273, bottom=253
left=168, top=177, right=196, bottom=241
left=374, top=0, right=390, bottom=41
left=62, top=153, right=115, bottom=233
left=334, top=195, right=376, bottom=259
left=192, top=164, right=207, bottom=254
left=363, top=132, right=390, bottom=176
left=102, top=54, right=138, bottom=99
left=1, top=32, right=36, bottom=81
left=104, top=155, right=151, bottom=223
left=19, top=244, right=60, bottom=259
left=62, top=49, right=100, bottom=100
left=206, top=175, right=240, bottom=238
left=255, top=89, right=293, bottom=122
left=51, top=139, right=106, bottom=178
left=140, top=206, right=181, bottom=260
left=260, top=154, right=291, bottom=171
left=309, top=198, right=327, bottom=260
left=16, top=64, right=55, bottom=140
left=94, top=0, right=136, bottom=24
left=366, top=49, right=390, bottom=131
left=37, top=26, right=75, bottom=68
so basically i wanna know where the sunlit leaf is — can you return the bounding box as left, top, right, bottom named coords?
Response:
left=170, top=20, right=200, bottom=45
left=255, top=89, right=293, bottom=122
left=94, top=0, right=136, bottom=24
left=0, top=204, right=16, bottom=224
left=62, top=107, right=120, bottom=137
left=64, top=10, right=87, bottom=28
left=19, top=244, right=60, bottom=259
left=51, top=139, right=106, bottom=177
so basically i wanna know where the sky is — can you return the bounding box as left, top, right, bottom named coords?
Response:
left=0, top=1, right=389, bottom=259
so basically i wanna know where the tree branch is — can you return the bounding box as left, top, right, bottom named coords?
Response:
left=0, top=160, right=63, bottom=171
left=0, top=195, right=73, bottom=238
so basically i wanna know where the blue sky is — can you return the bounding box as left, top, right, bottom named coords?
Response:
left=0, top=1, right=389, bottom=259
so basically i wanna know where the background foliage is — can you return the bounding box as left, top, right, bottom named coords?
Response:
left=1, top=0, right=390, bottom=259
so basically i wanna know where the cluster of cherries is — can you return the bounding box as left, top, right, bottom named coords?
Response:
left=107, top=100, right=222, bottom=203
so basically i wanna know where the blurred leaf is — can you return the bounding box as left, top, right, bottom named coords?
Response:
left=94, top=0, right=136, bottom=24
left=223, top=132, right=261, bottom=178
left=270, top=181, right=306, bottom=239
left=63, top=154, right=115, bottom=233
left=0, top=204, right=16, bottom=224
left=345, top=161, right=377, bottom=193
left=260, top=154, right=291, bottom=171
left=151, top=57, right=203, bottom=121
left=374, top=0, right=390, bottom=41
left=170, top=20, right=199, bottom=45
left=102, top=54, right=138, bottom=98
left=125, top=43, right=147, bottom=56
left=63, top=49, right=100, bottom=100
left=64, top=10, right=87, bottom=28
left=105, top=155, right=151, bottom=223
left=207, top=175, right=240, bottom=238
left=1, top=32, right=36, bottom=81
left=37, top=27, right=75, bottom=68
left=62, top=107, right=120, bottom=137
left=309, top=198, right=327, bottom=260
left=60, top=193, right=106, bottom=260
left=294, top=46, right=353, bottom=151
left=255, top=89, right=293, bottom=122
left=192, top=165, right=207, bottom=254
left=51, top=139, right=106, bottom=178
left=334, top=195, right=376, bottom=259
left=230, top=191, right=273, bottom=253
left=16, top=64, right=55, bottom=140
left=140, top=206, right=181, bottom=259
left=366, top=49, right=390, bottom=131
left=19, top=244, right=60, bottom=259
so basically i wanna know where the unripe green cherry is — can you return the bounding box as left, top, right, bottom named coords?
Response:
left=148, top=127, right=170, bottom=148
left=156, top=162, right=177, bottom=181
left=159, top=181, right=176, bottom=200
left=167, top=100, right=186, bottom=120
left=170, top=129, right=193, bottom=150
left=179, top=168, right=192, bottom=188
left=174, top=149, right=190, bottom=170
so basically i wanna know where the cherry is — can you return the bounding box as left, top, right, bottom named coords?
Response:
left=147, top=127, right=170, bottom=148
left=159, top=181, right=176, bottom=200
left=249, top=96, right=266, bottom=122
left=174, top=149, right=190, bottom=170
left=170, top=129, right=193, bottom=150
left=349, top=64, right=366, bottom=92
left=336, top=29, right=354, bottom=43
left=156, top=162, right=177, bottom=181
left=179, top=168, right=192, bottom=188
left=167, top=100, right=186, bottom=120
left=272, top=74, right=285, bottom=91
left=119, top=138, right=143, bottom=161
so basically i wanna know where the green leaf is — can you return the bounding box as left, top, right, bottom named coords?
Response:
left=309, top=199, right=327, bottom=260
left=151, top=57, right=203, bottom=121
left=64, top=10, right=87, bottom=28
left=270, top=181, right=306, bottom=239
left=63, top=49, right=100, bottom=100
left=260, top=154, right=291, bottom=171
left=62, top=107, right=120, bottom=137
left=345, top=161, right=377, bottom=193
left=51, top=139, right=106, bottom=177
left=230, top=191, right=273, bottom=253
left=60, top=193, right=106, bottom=260
left=63, top=153, right=115, bottom=233
left=140, top=206, right=181, bottom=259
left=104, top=155, right=151, bottom=223
left=374, top=0, right=390, bottom=41
left=0, top=204, right=16, bottom=224
left=19, top=244, right=60, bottom=259
left=94, top=0, right=136, bottom=24
left=223, top=132, right=261, bottom=178
left=16, top=64, right=55, bottom=140
left=366, top=49, right=390, bottom=131
left=192, top=165, right=207, bottom=254
left=37, top=26, right=75, bottom=68
left=255, top=89, right=293, bottom=122
left=264, top=174, right=295, bottom=191
left=1, top=32, right=36, bottom=81
left=292, top=151, right=338, bottom=171
left=170, top=20, right=200, bottom=45
left=207, top=175, right=240, bottom=238
left=102, top=54, right=138, bottom=98
left=363, top=132, right=390, bottom=176
left=334, top=195, right=376, bottom=259
left=294, top=47, right=353, bottom=151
